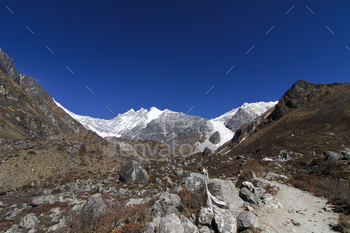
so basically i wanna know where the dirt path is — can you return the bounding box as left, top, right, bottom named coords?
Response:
left=257, top=180, right=339, bottom=233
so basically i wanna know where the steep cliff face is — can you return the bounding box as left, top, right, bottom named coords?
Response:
left=0, top=48, right=20, bottom=84
left=0, top=70, right=59, bottom=139
left=0, top=47, right=85, bottom=139
left=227, top=80, right=350, bottom=157
left=19, top=74, right=85, bottom=134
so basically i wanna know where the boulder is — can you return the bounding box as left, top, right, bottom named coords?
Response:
left=254, top=188, right=266, bottom=199
left=203, top=147, right=213, bottom=156
left=324, top=151, right=342, bottom=161
left=199, top=226, right=212, bottom=233
left=47, top=219, right=66, bottom=232
left=119, top=160, right=149, bottom=184
left=239, top=187, right=258, bottom=204
left=237, top=211, right=258, bottom=231
left=173, top=168, right=184, bottom=176
left=213, top=207, right=237, bottom=233
left=4, top=208, right=22, bottom=220
left=241, top=181, right=255, bottom=192
left=49, top=207, right=61, bottom=222
left=19, top=213, right=38, bottom=229
left=209, top=131, right=221, bottom=144
left=161, top=213, right=184, bottom=233
left=4, top=224, right=20, bottom=233
left=144, top=216, right=162, bottom=233
left=30, top=195, right=55, bottom=206
left=180, top=172, right=206, bottom=190
left=81, top=194, right=107, bottom=220
left=264, top=172, right=288, bottom=180
left=179, top=215, right=199, bottom=233
left=209, top=179, right=244, bottom=210
left=262, top=193, right=274, bottom=201
left=69, top=204, right=83, bottom=214
left=153, top=192, right=181, bottom=216
left=263, top=200, right=279, bottom=210
left=198, top=207, right=214, bottom=226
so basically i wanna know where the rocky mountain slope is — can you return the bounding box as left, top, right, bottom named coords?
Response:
left=0, top=70, right=60, bottom=139
left=56, top=99, right=277, bottom=153
left=222, top=80, right=350, bottom=158
left=0, top=48, right=85, bottom=139
left=0, top=48, right=20, bottom=84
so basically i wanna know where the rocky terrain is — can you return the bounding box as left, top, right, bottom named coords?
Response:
left=0, top=155, right=341, bottom=233
left=0, top=46, right=349, bottom=233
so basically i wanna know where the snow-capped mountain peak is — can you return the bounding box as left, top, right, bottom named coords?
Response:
left=54, top=99, right=277, bottom=153
left=145, top=107, right=163, bottom=124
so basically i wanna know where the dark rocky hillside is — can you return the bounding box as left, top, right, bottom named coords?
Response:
left=226, top=80, right=350, bottom=158
left=0, top=70, right=60, bottom=139
left=0, top=48, right=85, bottom=139
left=19, top=74, right=85, bottom=134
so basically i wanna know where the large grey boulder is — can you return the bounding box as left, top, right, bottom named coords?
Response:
left=254, top=188, right=266, bottom=199
left=237, top=211, right=258, bottom=231
left=161, top=213, right=184, bottom=233
left=209, top=179, right=244, bottom=210
left=81, top=194, right=107, bottom=220
left=264, top=172, right=288, bottom=180
left=324, top=151, right=342, bottom=161
left=209, top=131, right=221, bottom=144
left=153, top=192, right=181, bottom=216
left=239, top=187, right=258, bottom=204
left=198, top=207, right=214, bottom=226
left=241, top=181, right=255, bottom=192
left=30, top=195, right=55, bottom=206
left=179, top=215, right=199, bottom=233
left=47, top=219, right=66, bottom=232
left=213, top=207, right=237, bottom=233
left=4, top=208, right=22, bottom=220
left=49, top=207, right=61, bottom=222
left=180, top=172, right=206, bottom=190
left=199, top=226, right=212, bottom=233
left=19, top=213, right=38, bottom=229
left=4, top=224, right=21, bottom=233
left=144, top=216, right=162, bottom=233
left=119, top=160, right=149, bottom=184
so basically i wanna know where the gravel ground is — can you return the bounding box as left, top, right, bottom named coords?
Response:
left=258, top=180, right=339, bottom=233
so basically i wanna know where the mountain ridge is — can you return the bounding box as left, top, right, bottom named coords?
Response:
left=56, top=100, right=277, bottom=152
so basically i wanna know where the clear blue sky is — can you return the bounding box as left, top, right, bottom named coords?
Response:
left=1, top=0, right=349, bottom=119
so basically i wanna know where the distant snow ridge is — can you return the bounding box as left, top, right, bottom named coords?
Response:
left=54, top=100, right=164, bottom=138
left=54, top=99, right=277, bottom=153
left=196, top=101, right=278, bottom=152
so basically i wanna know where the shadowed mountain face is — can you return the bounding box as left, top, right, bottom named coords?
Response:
left=0, top=48, right=85, bottom=139
left=225, top=80, right=350, bottom=157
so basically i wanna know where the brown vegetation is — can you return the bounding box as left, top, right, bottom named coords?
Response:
left=69, top=197, right=157, bottom=233
left=176, top=185, right=206, bottom=217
